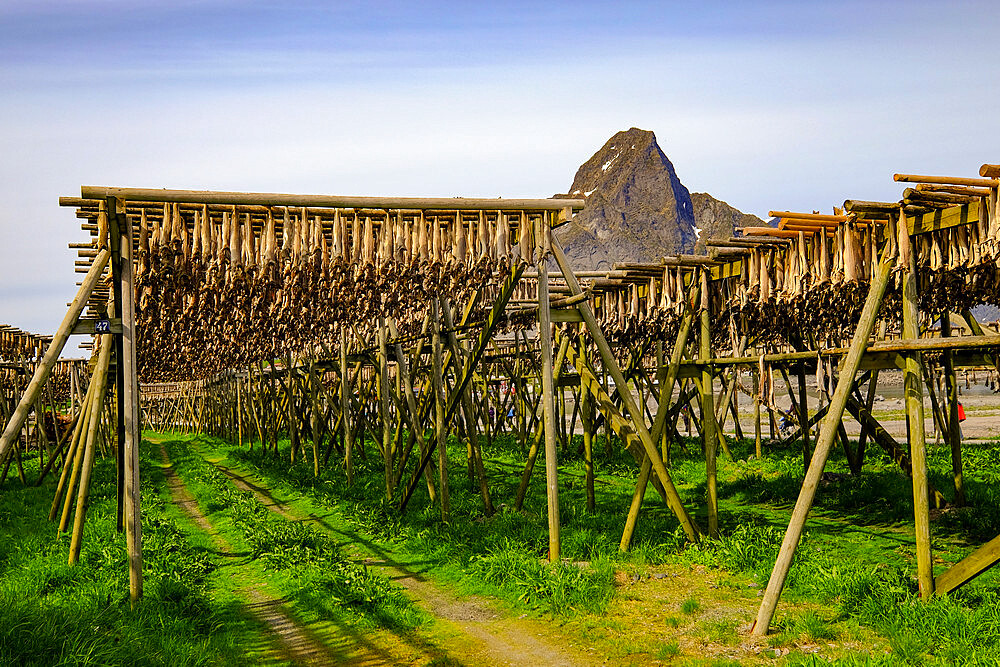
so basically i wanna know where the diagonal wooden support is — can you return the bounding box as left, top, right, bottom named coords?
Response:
left=752, top=243, right=895, bottom=636
left=565, top=344, right=648, bottom=462
left=935, top=533, right=1000, bottom=596
left=551, top=236, right=700, bottom=542
left=650, top=279, right=700, bottom=457
left=399, top=262, right=524, bottom=512
left=619, top=385, right=699, bottom=551
left=844, top=396, right=947, bottom=509
left=0, top=248, right=111, bottom=467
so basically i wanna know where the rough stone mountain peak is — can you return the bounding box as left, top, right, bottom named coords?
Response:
left=554, top=127, right=763, bottom=270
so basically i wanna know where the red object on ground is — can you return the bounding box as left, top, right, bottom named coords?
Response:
left=958, top=403, right=966, bottom=422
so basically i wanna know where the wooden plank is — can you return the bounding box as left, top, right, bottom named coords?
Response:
left=894, top=174, right=998, bottom=188
left=709, top=259, right=743, bottom=281
left=550, top=308, right=584, bottom=323
left=935, top=534, right=1000, bottom=596
left=769, top=211, right=848, bottom=222
left=680, top=333, right=1000, bottom=370
left=81, top=186, right=584, bottom=212
left=71, top=318, right=123, bottom=335
left=906, top=201, right=978, bottom=236
left=857, top=351, right=907, bottom=371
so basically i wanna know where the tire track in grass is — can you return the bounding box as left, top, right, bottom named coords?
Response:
left=199, top=449, right=599, bottom=667
left=158, top=443, right=394, bottom=666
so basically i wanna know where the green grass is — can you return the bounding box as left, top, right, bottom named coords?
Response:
left=680, top=597, right=701, bottom=615
left=215, top=433, right=621, bottom=617
left=657, top=641, right=681, bottom=659
left=0, top=448, right=255, bottom=665
left=159, top=436, right=426, bottom=633
left=141, top=426, right=1000, bottom=664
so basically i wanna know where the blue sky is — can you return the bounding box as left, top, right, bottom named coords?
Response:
left=1, top=0, right=998, bottom=336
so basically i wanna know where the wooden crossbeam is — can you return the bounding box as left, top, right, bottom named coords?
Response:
left=80, top=186, right=585, bottom=213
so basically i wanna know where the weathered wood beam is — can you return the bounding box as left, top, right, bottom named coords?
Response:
left=935, top=533, right=1000, bottom=596
left=80, top=186, right=584, bottom=212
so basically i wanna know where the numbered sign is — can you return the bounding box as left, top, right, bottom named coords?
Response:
left=95, top=319, right=111, bottom=333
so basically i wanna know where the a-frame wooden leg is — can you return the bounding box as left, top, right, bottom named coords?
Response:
left=752, top=244, right=895, bottom=636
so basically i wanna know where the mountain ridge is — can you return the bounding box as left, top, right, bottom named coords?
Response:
left=555, top=127, right=762, bottom=269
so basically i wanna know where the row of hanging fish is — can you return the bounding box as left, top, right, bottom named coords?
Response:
left=87, top=202, right=548, bottom=382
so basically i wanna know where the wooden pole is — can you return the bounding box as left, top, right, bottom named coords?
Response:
left=901, top=232, right=934, bottom=599
left=580, top=342, right=596, bottom=512
left=0, top=249, right=110, bottom=465
left=49, top=373, right=95, bottom=520
left=620, top=455, right=652, bottom=551
left=56, top=388, right=94, bottom=529
left=513, top=335, right=569, bottom=511
left=377, top=318, right=393, bottom=499
left=700, top=269, right=719, bottom=538
left=539, top=219, right=561, bottom=562
left=753, top=368, right=762, bottom=458
left=941, top=315, right=965, bottom=506
left=111, top=198, right=143, bottom=602
left=431, top=300, right=450, bottom=522
left=752, top=244, right=895, bottom=635
left=69, top=333, right=112, bottom=564
left=340, top=326, right=353, bottom=486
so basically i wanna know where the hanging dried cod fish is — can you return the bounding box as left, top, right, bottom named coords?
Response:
left=417, top=212, right=429, bottom=262
left=843, top=224, right=858, bottom=282
left=648, top=276, right=657, bottom=317
left=454, top=213, right=467, bottom=264
left=331, top=211, right=342, bottom=261
left=519, top=213, right=532, bottom=265
left=201, top=205, right=213, bottom=261
left=494, top=213, right=508, bottom=260
left=362, top=216, right=374, bottom=265
left=431, top=216, right=441, bottom=263
left=479, top=212, right=490, bottom=260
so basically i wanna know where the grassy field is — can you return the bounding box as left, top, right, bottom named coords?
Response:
left=186, top=427, right=1000, bottom=665
left=0, top=447, right=256, bottom=665
left=3, top=425, right=1000, bottom=665
left=0, top=438, right=430, bottom=665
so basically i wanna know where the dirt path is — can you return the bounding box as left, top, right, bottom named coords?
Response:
left=158, top=443, right=401, bottom=666
left=203, top=452, right=600, bottom=667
